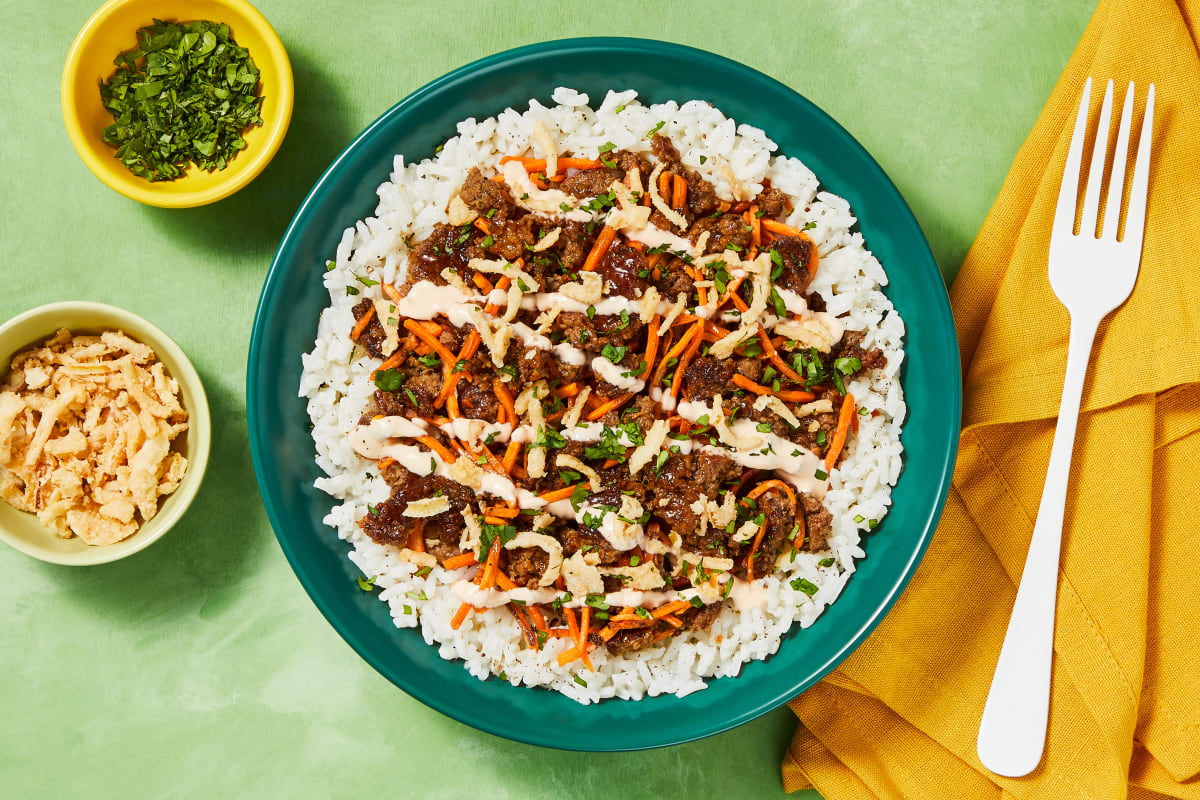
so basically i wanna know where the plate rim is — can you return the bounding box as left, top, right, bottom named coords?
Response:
left=248, top=35, right=960, bottom=750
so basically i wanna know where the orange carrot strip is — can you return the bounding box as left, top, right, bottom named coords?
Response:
left=493, top=379, right=517, bottom=425
left=451, top=602, right=473, bottom=629
left=373, top=351, right=403, bottom=377
left=601, top=458, right=620, bottom=469
left=415, top=435, right=456, bottom=464
left=746, top=520, right=768, bottom=582
left=658, top=171, right=672, bottom=200
left=478, top=538, right=502, bottom=590
left=350, top=306, right=376, bottom=340
left=586, top=392, right=632, bottom=421
left=643, top=315, right=662, bottom=377
left=565, top=607, right=580, bottom=640
left=382, top=284, right=404, bottom=305
left=670, top=321, right=705, bottom=399
left=661, top=614, right=684, bottom=629
left=403, top=320, right=457, bottom=364
left=824, top=393, right=856, bottom=471
left=714, top=276, right=745, bottom=311
left=443, top=552, right=478, bottom=570
left=473, top=218, right=490, bottom=235
left=498, top=156, right=603, bottom=173
left=485, top=506, right=520, bottom=519
left=598, top=626, right=617, bottom=642
left=651, top=599, right=692, bottom=619
left=775, top=390, right=815, bottom=402
left=473, top=272, right=494, bottom=293
left=581, top=226, right=617, bottom=272
left=510, top=604, right=538, bottom=649
left=554, top=382, right=581, bottom=399
left=746, top=478, right=796, bottom=505
left=539, top=484, right=582, bottom=503
left=378, top=457, right=396, bottom=471
left=407, top=519, right=425, bottom=552
left=761, top=218, right=807, bottom=237
left=671, top=174, right=687, bottom=209
left=495, top=570, right=517, bottom=592
left=663, top=321, right=701, bottom=361
left=758, top=324, right=805, bottom=384
left=732, top=373, right=771, bottom=396
left=502, top=441, right=522, bottom=472
left=747, top=206, right=762, bottom=247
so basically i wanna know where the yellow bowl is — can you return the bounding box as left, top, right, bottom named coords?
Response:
left=62, top=0, right=293, bottom=208
left=0, top=303, right=211, bottom=565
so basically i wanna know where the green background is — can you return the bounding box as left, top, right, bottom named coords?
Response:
left=0, top=1, right=1093, bottom=797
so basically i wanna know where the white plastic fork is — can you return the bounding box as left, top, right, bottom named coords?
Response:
left=975, top=78, right=1155, bottom=778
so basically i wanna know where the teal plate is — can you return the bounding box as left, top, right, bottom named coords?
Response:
left=248, top=37, right=960, bottom=751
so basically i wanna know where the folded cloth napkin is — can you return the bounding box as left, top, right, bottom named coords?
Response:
left=782, top=0, right=1200, bottom=797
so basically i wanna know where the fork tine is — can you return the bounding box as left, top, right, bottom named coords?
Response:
left=1100, top=82, right=1136, bottom=240
left=1079, top=79, right=1114, bottom=237
left=1054, top=77, right=1094, bottom=236
left=1121, top=84, right=1155, bottom=246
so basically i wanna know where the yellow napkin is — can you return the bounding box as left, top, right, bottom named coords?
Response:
left=782, top=0, right=1200, bottom=797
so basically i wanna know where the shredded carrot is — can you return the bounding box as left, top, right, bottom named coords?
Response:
left=598, top=626, right=617, bottom=642
left=495, top=570, right=517, bottom=592
left=473, top=218, right=490, bottom=235
left=478, top=538, right=502, bottom=590
left=510, top=604, right=538, bottom=649
left=586, top=392, right=632, bottom=421
left=407, top=519, right=425, bottom=552
left=628, top=240, right=645, bottom=251
left=601, top=458, right=620, bottom=469
left=658, top=171, right=672, bottom=200
left=482, top=513, right=511, bottom=526
left=728, top=286, right=750, bottom=313
left=731, top=373, right=772, bottom=396
left=538, top=484, right=581, bottom=503
left=761, top=218, right=806, bottom=237
left=746, top=207, right=762, bottom=248
left=493, top=379, right=517, bottom=425
left=373, top=350, right=404, bottom=378
left=554, top=382, right=581, bottom=399
left=651, top=599, right=692, bottom=619
left=746, top=478, right=797, bottom=505
left=684, top=264, right=708, bottom=306
left=403, top=319, right=457, bottom=364
left=451, top=602, right=473, bottom=629
left=714, top=276, right=745, bottom=311
left=417, top=320, right=442, bottom=336
left=502, top=441, right=521, bottom=472
left=746, top=521, right=767, bottom=583
left=443, top=552, right=478, bottom=570
left=499, top=156, right=604, bottom=174
left=382, top=284, right=404, bottom=304
left=485, top=506, right=520, bottom=519
left=445, top=392, right=461, bottom=420
left=718, top=200, right=731, bottom=213
left=776, top=389, right=816, bottom=403
left=661, top=614, right=683, bottom=629
left=670, top=321, right=705, bottom=399
left=473, top=272, right=494, bottom=293
left=350, top=306, right=376, bottom=340
left=578, top=605, right=591, bottom=657
left=824, top=392, right=856, bottom=471
left=643, top=315, right=662, bottom=377
left=757, top=324, right=805, bottom=384
left=556, top=645, right=582, bottom=666
left=581, top=225, right=616, bottom=272
left=415, top=435, right=456, bottom=464
left=671, top=173, right=687, bottom=209
left=663, top=320, right=702, bottom=361
left=378, top=457, right=396, bottom=471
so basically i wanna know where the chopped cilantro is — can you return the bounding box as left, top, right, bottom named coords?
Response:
left=791, top=577, right=818, bottom=596
left=373, top=369, right=406, bottom=391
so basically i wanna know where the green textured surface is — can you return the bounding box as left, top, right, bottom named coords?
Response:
left=0, top=1, right=1093, bottom=797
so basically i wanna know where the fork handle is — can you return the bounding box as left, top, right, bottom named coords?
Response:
left=976, top=311, right=1099, bottom=777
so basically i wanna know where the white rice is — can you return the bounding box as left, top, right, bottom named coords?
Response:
left=299, top=88, right=906, bottom=703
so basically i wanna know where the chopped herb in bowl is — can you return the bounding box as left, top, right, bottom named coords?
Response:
left=99, top=20, right=264, bottom=182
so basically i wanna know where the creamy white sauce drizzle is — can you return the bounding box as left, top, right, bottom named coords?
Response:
left=449, top=580, right=707, bottom=611
left=590, top=355, right=646, bottom=392
left=729, top=577, right=769, bottom=610
left=509, top=321, right=587, bottom=365
left=624, top=224, right=699, bottom=257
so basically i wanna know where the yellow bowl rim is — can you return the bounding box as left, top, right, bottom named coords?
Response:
left=0, top=301, right=212, bottom=565
left=60, top=0, right=294, bottom=208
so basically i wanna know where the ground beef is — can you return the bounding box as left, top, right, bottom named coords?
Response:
left=559, top=168, right=614, bottom=198
left=685, top=170, right=722, bottom=217
left=681, top=599, right=725, bottom=631
left=656, top=261, right=695, bottom=301
left=830, top=330, right=887, bottom=373
left=457, top=373, right=501, bottom=421
left=766, top=235, right=815, bottom=295
left=800, top=493, right=832, bottom=551
left=360, top=467, right=474, bottom=561
left=682, top=356, right=735, bottom=400
left=753, top=186, right=791, bottom=219
left=649, top=134, right=682, bottom=168
left=484, top=212, right=538, bottom=262
left=405, top=222, right=485, bottom=289
left=459, top=166, right=513, bottom=213
left=733, top=357, right=764, bottom=383
left=593, top=241, right=649, bottom=297
left=506, top=546, right=549, bottom=588
left=747, top=487, right=799, bottom=575
left=558, top=526, right=620, bottom=564
left=689, top=214, right=752, bottom=255
left=614, top=149, right=651, bottom=176
left=351, top=299, right=387, bottom=359
left=403, top=366, right=443, bottom=410
left=605, top=627, right=659, bottom=656
left=651, top=452, right=739, bottom=549
left=550, top=310, right=644, bottom=352
left=789, top=409, right=840, bottom=458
